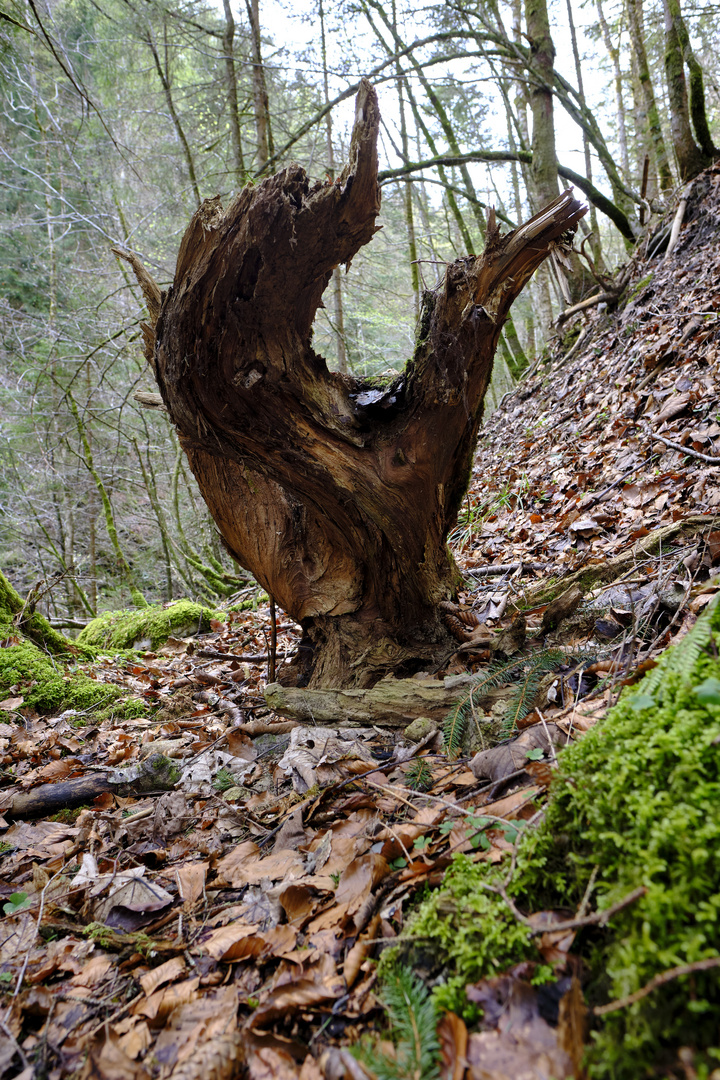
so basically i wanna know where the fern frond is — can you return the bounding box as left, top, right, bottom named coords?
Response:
left=352, top=967, right=440, bottom=1080
left=443, top=657, right=528, bottom=758
left=633, top=597, right=718, bottom=703
left=499, top=649, right=568, bottom=734
left=406, top=759, right=433, bottom=792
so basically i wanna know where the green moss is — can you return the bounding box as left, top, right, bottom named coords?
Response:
left=0, top=639, right=125, bottom=713
left=402, top=597, right=720, bottom=1077
left=78, top=600, right=221, bottom=650
left=227, top=591, right=269, bottom=613
left=626, top=271, right=654, bottom=303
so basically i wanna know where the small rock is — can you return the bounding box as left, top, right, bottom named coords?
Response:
left=404, top=716, right=438, bottom=742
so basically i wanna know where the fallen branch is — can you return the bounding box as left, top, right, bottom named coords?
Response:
left=650, top=432, right=720, bottom=465
left=593, top=956, right=720, bottom=1016
left=465, top=562, right=547, bottom=577
left=518, top=514, right=717, bottom=607
left=664, top=182, right=693, bottom=262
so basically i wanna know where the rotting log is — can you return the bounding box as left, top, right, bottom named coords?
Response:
left=264, top=674, right=511, bottom=728
left=119, top=80, right=586, bottom=690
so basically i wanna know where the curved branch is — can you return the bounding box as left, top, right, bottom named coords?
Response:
left=379, top=152, right=635, bottom=240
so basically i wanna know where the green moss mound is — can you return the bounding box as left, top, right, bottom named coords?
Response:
left=78, top=601, right=220, bottom=651
left=0, top=639, right=125, bottom=714
left=405, top=597, right=720, bottom=1077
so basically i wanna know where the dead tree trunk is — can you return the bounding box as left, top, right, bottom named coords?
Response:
left=126, top=82, right=585, bottom=689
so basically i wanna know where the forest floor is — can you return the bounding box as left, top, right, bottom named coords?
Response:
left=1, top=166, right=720, bottom=1080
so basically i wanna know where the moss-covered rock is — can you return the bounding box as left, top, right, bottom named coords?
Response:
left=402, top=597, right=720, bottom=1078
left=0, top=639, right=125, bottom=714
left=78, top=600, right=221, bottom=651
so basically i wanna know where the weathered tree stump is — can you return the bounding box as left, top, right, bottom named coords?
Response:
left=122, top=81, right=585, bottom=689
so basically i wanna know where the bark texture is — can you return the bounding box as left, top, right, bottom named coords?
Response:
left=134, top=82, right=585, bottom=689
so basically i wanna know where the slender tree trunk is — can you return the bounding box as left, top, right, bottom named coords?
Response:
left=146, top=29, right=201, bottom=207
left=67, top=394, right=147, bottom=609
left=565, top=0, right=602, bottom=264
left=626, top=0, right=674, bottom=191
left=245, top=0, right=274, bottom=171
left=595, top=0, right=630, bottom=179
left=393, top=43, right=420, bottom=317
left=127, top=84, right=585, bottom=688
left=222, top=0, right=246, bottom=183
left=668, top=0, right=716, bottom=158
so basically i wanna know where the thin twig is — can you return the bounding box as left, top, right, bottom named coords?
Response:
left=268, top=596, right=277, bottom=683
left=593, top=956, right=720, bottom=1016
left=527, top=885, right=647, bottom=935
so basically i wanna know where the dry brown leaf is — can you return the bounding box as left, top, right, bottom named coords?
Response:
left=343, top=913, right=381, bottom=988
left=298, top=1056, right=325, bottom=1080
left=200, top=923, right=260, bottom=961
left=438, top=1011, right=468, bottom=1080
left=66, top=955, right=114, bottom=991
left=151, top=985, right=238, bottom=1070
left=222, top=924, right=298, bottom=962
left=557, top=976, right=588, bottom=1077
left=139, top=956, right=186, bottom=997
left=216, top=843, right=304, bottom=888
left=114, top=1020, right=152, bottom=1061
left=251, top=953, right=344, bottom=1027
left=0, top=696, right=23, bottom=711
left=171, top=1030, right=245, bottom=1080
left=176, top=861, right=208, bottom=906
left=134, top=977, right=200, bottom=1022
left=81, top=1031, right=152, bottom=1080
left=335, top=854, right=389, bottom=913
left=245, top=1046, right=299, bottom=1080
left=465, top=977, right=574, bottom=1080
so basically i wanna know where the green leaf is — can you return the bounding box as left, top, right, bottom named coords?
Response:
left=693, top=677, right=720, bottom=706
left=438, top=820, right=454, bottom=835
left=500, top=823, right=520, bottom=844
left=525, top=747, right=545, bottom=760
left=470, top=830, right=491, bottom=851
left=3, top=891, right=30, bottom=915
left=630, top=694, right=656, bottom=711
left=391, top=856, right=408, bottom=870
left=413, top=835, right=431, bottom=851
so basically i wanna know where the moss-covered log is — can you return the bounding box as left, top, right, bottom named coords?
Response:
left=78, top=600, right=219, bottom=651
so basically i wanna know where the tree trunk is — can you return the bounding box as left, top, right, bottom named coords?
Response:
left=626, top=0, right=674, bottom=192
left=526, top=0, right=559, bottom=208
left=662, top=0, right=714, bottom=180
left=245, top=0, right=274, bottom=171
left=129, top=82, right=585, bottom=689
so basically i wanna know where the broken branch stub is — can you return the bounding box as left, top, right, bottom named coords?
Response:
left=123, top=81, right=586, bottom=688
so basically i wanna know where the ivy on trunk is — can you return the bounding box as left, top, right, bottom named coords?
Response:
left=125, top=81, right=585, bottom=689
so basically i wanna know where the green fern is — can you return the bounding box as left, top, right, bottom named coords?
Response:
left=632, top=599, right=718, bottom=704
left=443, top=656, right=525, bottom=758
left=499, top=649, right=569, bottom=734
left=443, top=649, right=572, bottom=755
left=405, top=759, right=433, bottom=792
left=352, top=967, right=440, bottom=1080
